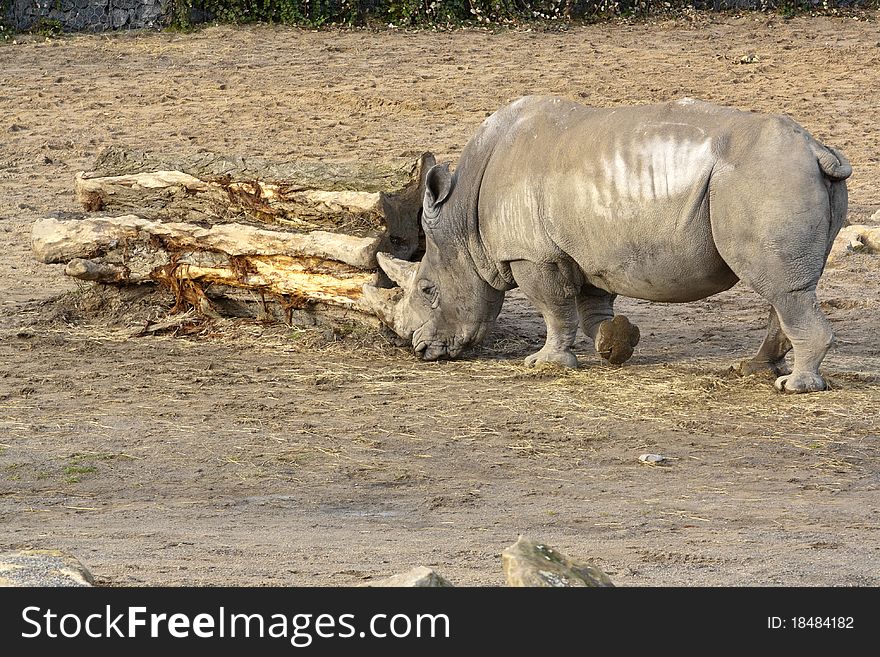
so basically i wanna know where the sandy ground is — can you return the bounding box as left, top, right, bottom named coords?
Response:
left=1, top=14, right=878, bottom=586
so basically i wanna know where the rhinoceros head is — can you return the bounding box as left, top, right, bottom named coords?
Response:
left=361, top=163, right=504, bottom=360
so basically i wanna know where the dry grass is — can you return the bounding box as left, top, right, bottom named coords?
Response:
left=3, top=278, right=877, bottom=496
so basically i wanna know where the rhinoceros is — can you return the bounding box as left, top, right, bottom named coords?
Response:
left=361, top=96, right=851, bottom=393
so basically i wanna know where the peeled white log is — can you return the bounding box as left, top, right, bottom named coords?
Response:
left=32, top=215, right=380, bottom=270
left=33, top=215, right=376, bottom=309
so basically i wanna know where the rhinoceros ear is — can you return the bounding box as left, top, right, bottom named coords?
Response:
left=423, top=163, right=453, bottom=223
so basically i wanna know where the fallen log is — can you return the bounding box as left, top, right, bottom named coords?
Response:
left=34, top=149, right=434, bottom=321
left=33, top=213, right=381, bottom=311
left=33, top=214, right=380, bottom=270
left=74, top=147, right=434, bottom=261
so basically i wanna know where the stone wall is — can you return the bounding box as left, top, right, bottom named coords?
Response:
left=2, top=0, right=871, bottom=33
left=4, top=0, right=170, bottom=32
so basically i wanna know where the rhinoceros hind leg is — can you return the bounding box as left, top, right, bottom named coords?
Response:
left=736, top=307, right=792, bottom=379
left=709, top=183, right=834, bottom=393
left=730, top=291, right=831, bottom=393
left=775, top=370, right=827, bottom=393
left=737, top=358, right=791, bottom=379
left=511, top=261, right=580, bottom=369
left=595, top=315, right=641, bottom=365
left=767, top=290, right=832, bottom=393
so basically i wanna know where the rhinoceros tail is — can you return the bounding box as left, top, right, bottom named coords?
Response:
left=810, top=141, right=852, bottom=181
left=812, top=140, right=850, bottom=260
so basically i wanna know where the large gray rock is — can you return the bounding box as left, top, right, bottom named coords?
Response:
left=502, top=537, right=614, bottom=587
left=0, top=549, right=94, bottom=587
left=361, top=566, right=454, bottom=587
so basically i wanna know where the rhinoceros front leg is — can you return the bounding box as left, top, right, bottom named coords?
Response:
left=577, top=288, right=640, bottom=365
left=510, top=261, right=580, bottom=368
left=736, top=307, right=792, bottom=379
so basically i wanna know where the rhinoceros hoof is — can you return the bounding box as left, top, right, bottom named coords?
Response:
left=774, top=371, right=827, bottom=394
left=736, top=358, right=792, bottom=380
left=525, top=347, right=579, bottom=369
left=595, top=315, right=640, bottom=365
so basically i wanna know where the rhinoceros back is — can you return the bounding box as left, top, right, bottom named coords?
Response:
left=473, top=96, right=846, bottom=303
left=476, top=97, right=734, bottom=301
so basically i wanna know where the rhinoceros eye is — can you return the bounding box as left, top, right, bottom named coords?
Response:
left=418, top=280, right=439, bottom=307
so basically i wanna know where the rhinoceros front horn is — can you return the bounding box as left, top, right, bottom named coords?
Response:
left=360, top=282, right=404, bottom=334
left=376, top=252, right=418, bottom=289
left=360, top=253, right=420, bottom=339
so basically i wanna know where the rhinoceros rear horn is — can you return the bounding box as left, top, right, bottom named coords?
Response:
left=376, top=252, right=418, bottom=289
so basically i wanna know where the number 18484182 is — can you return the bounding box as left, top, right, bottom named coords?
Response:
left=768, top=617, right=854, bottom=630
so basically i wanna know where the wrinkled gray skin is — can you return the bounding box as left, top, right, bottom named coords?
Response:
left=362, top=96, right=851, bottom=393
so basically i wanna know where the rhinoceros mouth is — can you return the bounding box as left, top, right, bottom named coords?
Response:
left=414, top=333, right=469, bottom=361
left=414, top=341, right=449, bottom=361
left=413, top=323, right=449, bottom=361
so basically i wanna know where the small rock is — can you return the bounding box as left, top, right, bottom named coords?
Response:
left=639, top=453, right=668, bottom=464
left=502, top=536, right=614, bottom=587
left=846, top=235, right=865, bottom=252
left=738, top=53, right=758, bottom=64
left=0, top=549, right=94, bottom=587
left=360, top=566, right=453, bottom=587
left=8, top=123, right=27, bottom=132
left=829, top=225, right=880, bottom=262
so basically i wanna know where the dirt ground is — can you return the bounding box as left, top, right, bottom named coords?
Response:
left=1, top=13, right=879, bottom=587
